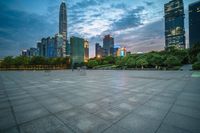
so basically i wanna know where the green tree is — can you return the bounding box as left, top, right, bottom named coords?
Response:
left=87, top=60, right=98, bottom=68
left=2, top=56, right=14, bottom=68
left=127, top=58, right=136, bottom=68
left=148, top=54, right=163, bottom=69
left=14, top=56, right=30, bottom=67
left=104, top=56, right=115, bottom=64
left=197, top=53, right=200, bottom=62
left=189, top=44, right=200, bottom=63
left=30, top=56, right=46, bottom=65
left=164, top=56, right=181, bottom=68
left=136, top=58, right=148, bottom=69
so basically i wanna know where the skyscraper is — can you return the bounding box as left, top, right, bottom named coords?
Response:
left=84, top=40, right=89, bottom=62
left=59, top=1, right=67, bottom=57
left=103, top=35, right=114, bottom=56
left=164, top=0, right=185, bottom=48
left=95, top=43, right=104, bottom=58
left=189, top=1, right=200, bottom=48
left=59, top=1, right=67, bottom=38
left=70, top=36, right=85, bottom=65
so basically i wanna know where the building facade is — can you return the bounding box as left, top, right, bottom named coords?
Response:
left=55, top=34, right=64, bottom=57
left=95, top=43, right=104, bottom=58
left=70, top=36, right=85, bottom=65
left=189, top=1, right=200, bottom=48
left=164, top=0, right=185, bottom=48
left=29, top=48, right=39, bottom=57
left=47, top=37, right=56, bottom=58
left=59, top=1, right=67, bottom=38
left=103, top=35, right=114, bottom=56
left=84, top=40, right=89, bottom=62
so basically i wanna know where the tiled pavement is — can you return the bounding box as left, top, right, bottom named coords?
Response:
left=0, top=70, right=200, bottom=133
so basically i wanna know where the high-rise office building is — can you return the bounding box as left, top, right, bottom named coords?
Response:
left=47, top=37, right=56, bottom=58
left=70, top=36, right=85, bottom=65
left=55, top=34, right=64, bottom=57
left=59, top=1, right=67, bottom=38
left=84, top=40, right=89, bottom=62
left=59, top=1, right=67, bottom=57
left=29, top=48, right=39, bottom=57
left=164, top=0, right=185, bottom=48
left=66, top=40, right=70, bottom=56
left=103, top=35, right=114, bottom=56
left=41, top=38, right=47, bottom=57
left=21, top=49, right=30, bottom=56
left=95, top=43, right=104, bottom=58
left=189, top=1, right=200, bottom=48
left=37, top=41, right=42, bottom=56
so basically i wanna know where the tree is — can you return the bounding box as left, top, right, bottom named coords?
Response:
left=136, top=58, right=148, bottom=69
left=188, top=44, right=200, bottom=63
left=104, top=56, right=115, bottom=64
left=127, top=58, right=136, bottom=68
left=197, top=53, right=200, bottom=62
left=148, top=54, right=163, bottom=69
left=14, top=56, right=30, bottom=67
left=164, top=56, right=181, bottom=68
left=30, top=56, right=46, bottom=65
left=87, top=60, right=98, bottom=68
left=2, top=56, right=14, bottom=68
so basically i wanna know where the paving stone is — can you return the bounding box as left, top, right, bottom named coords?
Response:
left=134, top=105, right=169, bottom=121
left=15, top=107, right=50, bottom=124
left=20, top=115, right=73, bottom=133
left=56, top=108, right=110, bottom=133
left=164, top=112, right=200, bottom=133
left=103, top=125, right=130, bottom=133
left=0, top=70, right=200, bottom=132
left=116, top=113, right=161, bottom=133
left=157, top=123, right=192, bottom=133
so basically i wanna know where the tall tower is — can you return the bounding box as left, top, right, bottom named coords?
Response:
left=164, top=0, right=185, bottom=49
left=59, top=1, right=67, bottom=38
left=103, top=35, right=114, bottom=56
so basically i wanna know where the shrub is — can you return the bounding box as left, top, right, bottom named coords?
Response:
left=192, top=62, right=200, bottom=70
left=164, top=56, right=181, bottom=68
left=87, top=60, right=98, bottom=68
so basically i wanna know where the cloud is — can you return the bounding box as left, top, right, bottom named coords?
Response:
left=143, top=1, right=154, bottom=6
left=111, top=6, right=145, bottom=31
left=0, top=4, right=57, bottom=57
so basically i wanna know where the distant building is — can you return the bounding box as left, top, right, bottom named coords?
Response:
left=70, top=36, right=85, bottom=65
left=37, top=41, right=42, bottom=56
left=22, top=49, right=30, bottom=56
left=55, top=34, right=64, bottom=57
left=41, top=38, right=47, bottom=57
left=164, top=0, right=185, bottom=48
left=84, top=40, right=89, bottom=62
left=95, top=43, right=104, bottom=58
left=120, top=47, right=127, bottom=57
left=127, top=51, right=131, bottom=56
left=103, top=35, right=114, bottom=56
left=59, top=1, right=67, bottom=38
left=66, top=40, right=70, bottom=56
left=113, top=45, right=127, bottom=57
left=29, top=48, right=39, bottom=57
left=189, top=1, right=200, bottom=48
left=47, top=37, right=56, bottom=58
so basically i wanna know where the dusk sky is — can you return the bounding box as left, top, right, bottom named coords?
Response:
left=0, top=0, right=197, bottom=58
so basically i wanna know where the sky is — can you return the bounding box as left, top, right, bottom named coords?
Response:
left=0, top=0, right=198, bottom=58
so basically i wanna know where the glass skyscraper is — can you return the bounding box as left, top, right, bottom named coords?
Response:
left=189, top=1, right=200, bottom=48
left=59, top=1, right=67, bottom=38
left=103, top=35, right=114, bottom=56
left=70, top=36, right=85, bottom=65
left=164, top=0, right=185, bottom=48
